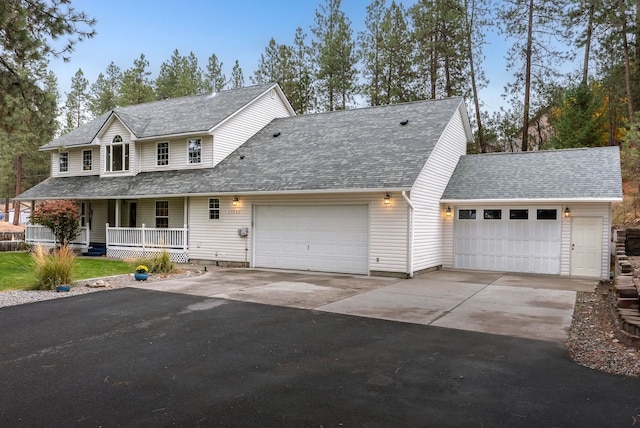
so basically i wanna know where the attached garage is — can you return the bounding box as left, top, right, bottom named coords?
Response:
left=453, top=206, right=562, bottom=275
left=254, top=205, right=369, bottom=274
left=442, top=147, right=623, bottom=279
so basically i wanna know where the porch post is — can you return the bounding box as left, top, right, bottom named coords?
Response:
left=115, top=200, right=121, bottom=227
left=183, top=224, right=188, bottom=254
left=105, top=223, right=109, bottom=253
left=141, top=223, right=146, bottom=253
left=85, top=225, right=90, bottom=250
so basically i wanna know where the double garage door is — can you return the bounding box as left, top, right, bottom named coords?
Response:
left=254, top=205, right=369, bottom=274
left=454, top=207, right=561, bottom=275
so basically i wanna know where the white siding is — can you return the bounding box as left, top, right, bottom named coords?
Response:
left=213, top=89, right=293, bottom=166
left=442, top=210, right=454, bottom=268
left=138, top=135, right=214, bottom=171
left=51, top=147, right=100, bottom=177
left=101, top=119, right=136, bottom=176
left=411, top=107, right=467, bottom=273
left=188, top=193, right=408, bottom=274
left=136, top=198, right=186, bottom=228
left=561, top=203, right=611, bottom=279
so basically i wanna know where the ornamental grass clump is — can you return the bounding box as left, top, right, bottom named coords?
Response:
left=149, top=250, right=174, bottom=274
left=31, top=244, right=76, bottom=290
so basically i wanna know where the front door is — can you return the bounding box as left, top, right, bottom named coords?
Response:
left=129, top=202, right=137, bottom=227
left=570, top=217, right=603, bottom=278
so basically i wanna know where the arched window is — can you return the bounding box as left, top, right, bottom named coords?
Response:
left=106, top=135, right=129, bottom=172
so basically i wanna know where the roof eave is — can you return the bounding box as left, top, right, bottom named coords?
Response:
left=15, top=186, right=413, bottom=201
left=440, top=197, right=622, bottom=204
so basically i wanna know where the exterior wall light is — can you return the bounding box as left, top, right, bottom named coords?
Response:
left=384, top=193, right=391, bottom=205
left=232, top=196, right=239, bottom=206
left=446, top=206, right=452, bottom=217
left=564, top=207, right=571, bottom=218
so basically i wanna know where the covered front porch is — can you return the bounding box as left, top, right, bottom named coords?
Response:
left=26, top=197, right=190, bottom=263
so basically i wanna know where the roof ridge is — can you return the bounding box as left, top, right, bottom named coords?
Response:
left=465, top=146, right=617, bottom=157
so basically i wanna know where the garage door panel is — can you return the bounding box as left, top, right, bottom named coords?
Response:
left=255, top=205, right=369, bottom=275
left=454, top=207, right=561, bottom=275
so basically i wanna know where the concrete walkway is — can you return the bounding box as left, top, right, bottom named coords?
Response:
left=132, top=268, right=597, bottom=342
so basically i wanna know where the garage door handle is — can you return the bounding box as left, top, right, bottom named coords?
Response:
left=571, top=243, right=575, bottom=250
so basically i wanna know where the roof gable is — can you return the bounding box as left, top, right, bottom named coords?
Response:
left=41, top=83, right=279, bottom=150
left=442, top=146, right=623, bottom=201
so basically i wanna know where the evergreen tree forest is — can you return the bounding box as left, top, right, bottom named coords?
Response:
left=3, top=0, right=640, bottom=220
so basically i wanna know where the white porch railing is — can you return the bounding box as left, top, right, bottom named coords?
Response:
left=106, top=223, right=189, bottom=263
left=25, top=225, right=90, bottom=249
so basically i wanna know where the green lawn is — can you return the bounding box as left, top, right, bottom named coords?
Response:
left=0, top=252, right=133, bottom=291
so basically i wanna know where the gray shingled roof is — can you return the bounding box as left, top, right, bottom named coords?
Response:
left=18, top=97, right=468, bottom=199
left=42, top=83, right=277, bottom=149
left=441, top=146, right=622, bottom=201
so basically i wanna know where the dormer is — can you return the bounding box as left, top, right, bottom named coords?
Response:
left=95, top=113, right=137, bottom=177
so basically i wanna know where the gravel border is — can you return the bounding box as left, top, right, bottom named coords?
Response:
left=0, top=269, right=201, bottom=309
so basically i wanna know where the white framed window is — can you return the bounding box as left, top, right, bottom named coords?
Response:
left=458, top=209, right=476, bottom=220
left=157, top=142, right=169, bottom=166
left=188, top=138, right=201, bottom=164
left=59, top=152, right=69, bottom=172
left=106, top=135, right=130, bottom=172
left=208, top=198, right=220, bottom=220
left=82, top=149, right=92, bottom=171
left=155, top=200, right=169, bottom=228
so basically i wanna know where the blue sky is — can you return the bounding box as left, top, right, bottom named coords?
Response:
left=49, top=0, right=512, bottom=113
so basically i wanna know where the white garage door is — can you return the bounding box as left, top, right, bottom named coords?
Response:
left=454, top=207, right=561, bottom=275
left=254, top=205, right=369, bottom=274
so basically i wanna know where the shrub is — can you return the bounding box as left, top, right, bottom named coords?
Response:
left=31, top=245, right=76, bottom=290
left=131, top=250, right=175, bottom=275
left=31, top=200, right=81, bottom=247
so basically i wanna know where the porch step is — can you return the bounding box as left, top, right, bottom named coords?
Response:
left=82, top=243, right=106, bottom=257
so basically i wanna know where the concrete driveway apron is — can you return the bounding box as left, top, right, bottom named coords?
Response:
left=133, top=268, right=597, bottom=342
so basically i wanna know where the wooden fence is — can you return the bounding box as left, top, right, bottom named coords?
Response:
left=0, top=232, right=25, bottom=252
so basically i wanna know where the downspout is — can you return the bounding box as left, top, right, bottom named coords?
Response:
left=402, top=191, right=415, bottom=278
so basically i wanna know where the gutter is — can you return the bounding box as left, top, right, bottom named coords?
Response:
left=402, top=191, right=415, bottom=278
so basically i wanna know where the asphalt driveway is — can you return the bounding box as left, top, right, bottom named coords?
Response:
left=133, top=268, right=596, bottom=342
left=1, top=288, right=639, bottom=427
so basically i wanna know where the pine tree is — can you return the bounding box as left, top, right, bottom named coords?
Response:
left=359, top=0, right=387, bottom=106
left=312, top=0, right=358, bottom=111
left=289, top=27, right=316, bottom=114
left=204, top=53, right=226, bottom=93
left=550, top=83, right=607, bottom=149
left=63, top=69, right=90, bottom=132
left=410, top=0, right=468, bottom=100
left=117, top=54, right=156, bottom=106
left=156, top=49, right=207, bottom=99
left=499, top=0, right=572, bottom=151
left=0, top=0, right=95, bottom=134
left=230, top=60, right=245, bottom=89
left=89, top=62, right=121, bottom=116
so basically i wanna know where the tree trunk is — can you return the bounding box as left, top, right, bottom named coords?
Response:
left=582, top=3, right=594, bottom=85
left=620, top=0, right=635, bottom=122
left=13, top=155, right=23, bottom=226
left=521, top=0, right=534, bottom=152
left=465, top=0, right=486, bottom=152
left=3, top=197, right=9, bottom=222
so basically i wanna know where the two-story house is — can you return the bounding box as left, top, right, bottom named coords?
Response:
left=18, top=83, right=622, bottom=279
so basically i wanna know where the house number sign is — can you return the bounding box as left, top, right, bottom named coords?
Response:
left=227, top=209, right=240, bottom=215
